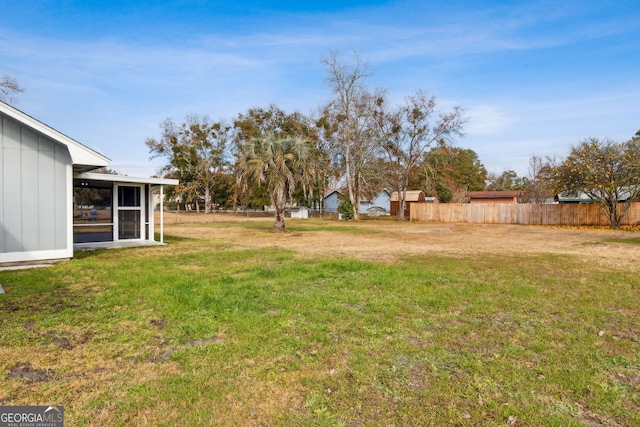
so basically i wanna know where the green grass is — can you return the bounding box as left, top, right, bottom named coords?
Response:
left=603, top=236, right=640, bottom=245
left=193, top=219, right=381, bottom=234
left=1, top=232, right=639, bottom=426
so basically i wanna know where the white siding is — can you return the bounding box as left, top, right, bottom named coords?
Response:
left=54, top=144, right=70, bottom=248
left=0, top=118, right=2, bottom=251
left=2, top=117, right=22, bottom=253
left=38, top=146, right=57, bottom=249
left=0, top=114, right=71, bottom=260
left=21, top=127, right=39, bottom=251
left=323, top=192, right=340, bottom=213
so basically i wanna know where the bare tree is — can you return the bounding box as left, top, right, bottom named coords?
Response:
left=146, top=115, right=231, bottom=213
left=319, top=51, right=380, bottom=220
left=0, top=75, right=24, bottom=103
left=375, top=90, right=465, bottom=219
left=522, top=155, right=554, bottom=203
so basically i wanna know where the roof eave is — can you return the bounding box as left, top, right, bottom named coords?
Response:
left=77, top=172, right=179, bottom=186
left=0, top=101, right=110, bottom=167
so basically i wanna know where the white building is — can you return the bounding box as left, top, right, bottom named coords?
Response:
left=0, top=101, right=177, bottom=265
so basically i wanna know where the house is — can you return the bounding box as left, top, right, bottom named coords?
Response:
left=555, top=189, right=640, bottom=204
left=323, top=190, right=341, bottom=213
left=466, top=191, right=521, bottom=204
left=390, top=190, right=427, bottom=217
left=0, top=101, right=178, bottom=265
left=324, top=189, right=392, bottom=215
left=360, top=189, right=391, bottom=214
left=289, top=206, right=309, bottom=219
left=555, top=192, right=595, bottom=204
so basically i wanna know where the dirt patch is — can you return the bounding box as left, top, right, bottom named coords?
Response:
left=149, top=318, right=166, bottom=329
left=7, top=362, right=52, bottom=382
left=150, top=334, right=225, bottom=362
left=160, top=213, right=640, bottom=271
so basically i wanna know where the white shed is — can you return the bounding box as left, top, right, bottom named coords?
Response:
left=290, top=206, right=309, bottom=219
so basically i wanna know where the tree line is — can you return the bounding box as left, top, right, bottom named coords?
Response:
left=143, top=53, right=640, bottom=230
left=3, top=55, right=638, bottom=230
left=144, top=53, right=563, bottom=229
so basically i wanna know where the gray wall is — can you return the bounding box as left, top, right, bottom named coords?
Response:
left=1, top=114, right=71, bottom=254
left=323, top=192, right=339, bottom=213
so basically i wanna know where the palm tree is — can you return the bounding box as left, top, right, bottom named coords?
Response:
left=236, top=133, right=315, bottom=232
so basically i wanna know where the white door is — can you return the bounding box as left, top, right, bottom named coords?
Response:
left=115, top=185, right=145, bottom=241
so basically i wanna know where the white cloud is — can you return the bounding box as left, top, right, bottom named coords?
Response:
left=465, top=105, right=516, bottom=136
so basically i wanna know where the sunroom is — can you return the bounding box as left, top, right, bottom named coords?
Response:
left=73, top=173, right=177, bottom=249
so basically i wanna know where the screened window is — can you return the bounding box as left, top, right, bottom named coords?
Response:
left=73, top=179, right=113, bottom=243
left=118, top=186, right=140, bottom=207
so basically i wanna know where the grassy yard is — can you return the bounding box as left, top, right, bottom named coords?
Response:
left=1, top=220, right=639, bottom=426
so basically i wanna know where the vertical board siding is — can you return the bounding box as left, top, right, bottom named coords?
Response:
left=0, top=114, right=70, bottom=254
left=38, top=147, right=57, bottom=250
left=54, top=144, right=70, bottom=249
left=21, top=129, right=39, bottom=251
left=2, top=118, right=22, bottom=253
left=411, top=203, right=640, bottom=226
left=0, top=118, right=3, bottom=252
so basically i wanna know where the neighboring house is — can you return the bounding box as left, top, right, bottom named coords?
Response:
left=289, top=206, right=309, bottom=219
left=0, top=101, right=178, bottom=265
left=466, top=191, right=521, bottom=204
left=555, top=192, right=595, bottom=204
left=360, top=189, right=391, bottom=214
left=360, top=188, right=391, bottom=216
left=366, top=206, right=387, bottom=217
left=555, top=189, right=640, bottom=204
left=390, top=190, right=427, bottom=217
left=323, top=190, right=341, bottom=213
left=325, top=189, right=392, bottom=215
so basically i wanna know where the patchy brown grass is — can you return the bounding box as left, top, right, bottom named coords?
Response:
left=0, top=213, right=637, bottom=425
left=160, top=212, right=640, bottom=270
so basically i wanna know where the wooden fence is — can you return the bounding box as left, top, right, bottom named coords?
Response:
left=410, top=203, right=640, bottom=226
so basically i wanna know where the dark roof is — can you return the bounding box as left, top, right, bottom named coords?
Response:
left=467, top=191, right=521, bottom=198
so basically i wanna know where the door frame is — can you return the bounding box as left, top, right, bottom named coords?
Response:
left=114, top=184, right=146, bottom=242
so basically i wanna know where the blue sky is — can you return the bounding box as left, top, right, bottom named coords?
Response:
left=2, top=0, right=639, bottom=178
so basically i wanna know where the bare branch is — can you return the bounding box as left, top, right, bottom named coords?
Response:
left=0, top=75, right=24, bottom=103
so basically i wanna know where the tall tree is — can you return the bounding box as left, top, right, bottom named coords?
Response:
left=521, top=155, right=554, bottom=203
left=234, top=105, right=328, bottom=209
left=486, top=170, right=527, bottom=191
left=146, top=115, right=231, bottom=213
left=0, top=74, right=24, bottom=103
left=320, top=52, right=380, bottom=220
left=375, top=91, right=465, bottom=218
left=422, top=142, right=486, bottom=202
left=236, top=133, right=316, bottom=232
left=550, top=136, right=640, bottom=228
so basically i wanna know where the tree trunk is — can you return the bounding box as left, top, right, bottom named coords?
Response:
left=272, top=185, right=287, bottom=232
left=353, top=172, right=361, bottom=221
left=398, top=174, right=410, bottom=220
left=344, top=145, right=358, bottom=220
left=274, top=208, right=286, bottom=232
left=609, top=202, right=620, bottom=229
left=204, top=186, right=211, bottom=214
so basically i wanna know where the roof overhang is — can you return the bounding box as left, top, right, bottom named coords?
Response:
left=466, top=191, right=522, bottom=199
left=76, top=172, right=178, bottom=186
left=0, top=101, right=110, bottom=168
